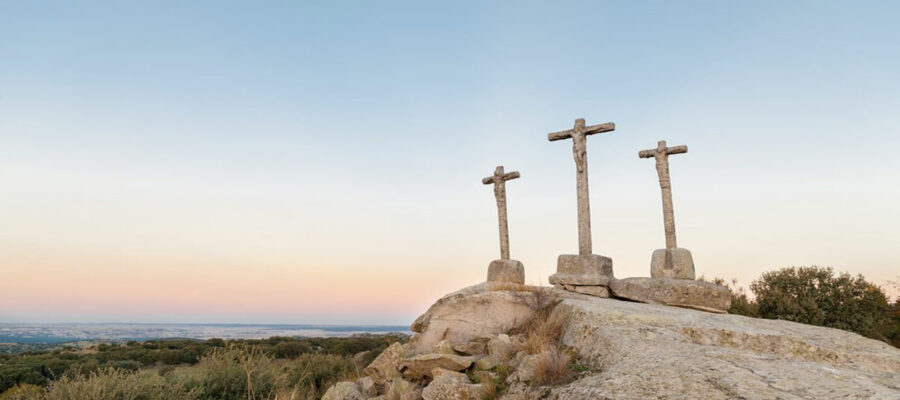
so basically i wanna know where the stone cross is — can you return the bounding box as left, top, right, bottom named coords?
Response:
left=639, top=140, right=688, bottom=249
left=548, top=118, right=616, bottom=255
left=482, top=166, right=520, bottom=260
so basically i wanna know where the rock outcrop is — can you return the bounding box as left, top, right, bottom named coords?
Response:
left=408, top=282, right=544, bottom=353
left=326, top=283, right=900, bottom=400
left=551, top=296, right=900, bottom=399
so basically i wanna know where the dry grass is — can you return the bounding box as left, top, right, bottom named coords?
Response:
left=507, top=289, right=578, bottom=387
left=531, top=348, right=573, bottom=386
left=521, top=309, right=567, bottom=355
left=40, top=368, right=201, bottom=400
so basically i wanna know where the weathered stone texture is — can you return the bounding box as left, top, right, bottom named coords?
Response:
left=549, top=254, right=614, bottom=286
left=609, top=277, right=731, bottom=313
left=649, top=248, right=695, bottom=280
left=400, top=353, right=477, bottom=380
left=421, top=368, right=483, bottom=400
left=320, top=381, right=364, bottom=400
left=487, top=259, right=525, bottom=284
left=550, top=297, right=900, bottom=399
left=408, top=282, right=538, bottom=353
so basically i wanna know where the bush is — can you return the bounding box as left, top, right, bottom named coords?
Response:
left=195, top=346, right=283, bottom=400
left=286, top=354, right=357, bottom=393
left=0, top=383, right=43, bottom=400
left=42, top=368, right=200, bottom=400
left=750, top=266, right=891, bottom=339
left=273, top=341, right=311, bottom=359
left=105, top=361, right=142, bottom=373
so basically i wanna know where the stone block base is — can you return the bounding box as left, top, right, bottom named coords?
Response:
left=549, top=254, right=613, bottom=297
left=548, top=254, right=614, bottom=286
left=608, top=277, right=731, bottom=313
left=487, top=259, right=525, bottom=284
left=650, top=248, right=695, bottom=280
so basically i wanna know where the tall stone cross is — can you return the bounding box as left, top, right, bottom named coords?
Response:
left=548, top=118, right=616, bottom=255
left=639, top=140, right=687, bottom=249
left=482, top=166, right=520, bottom=260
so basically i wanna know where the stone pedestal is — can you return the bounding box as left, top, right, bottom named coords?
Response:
left=650, top=248, right=695, bottom=280
left=548, top=254, right=613, bottom=297
left=487, top=259, right=525, bottom=284
left=549, top=254, right=614, bottom=285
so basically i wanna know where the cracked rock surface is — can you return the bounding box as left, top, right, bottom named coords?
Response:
left=550, top=297, right=900, bottom=399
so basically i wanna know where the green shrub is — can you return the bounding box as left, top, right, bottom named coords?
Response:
left=286, top=354, right=357, bottom=392
left=751, top=266, right=890, bottom=339
left=105, top=360, right=142, bottom=373
left=0, top=383, right=43, bottom=400
left=194, top=346, right=283, bottom=400
left=42, top=368, right=200, bottom=400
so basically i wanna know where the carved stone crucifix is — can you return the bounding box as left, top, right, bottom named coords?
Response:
left=482, top=166, right=520, bottom=260
left=639, top=140, right=695, bottom=280
left=639, top=140, right=687, bottom=249
left=548, top=118, right=615, bottom=255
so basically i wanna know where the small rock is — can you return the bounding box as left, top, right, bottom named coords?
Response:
left=487, top=334, right=517, bottom=361
left=432, top=340, right=455, bottom=354
left=474, top=355, right=500, bottom=370
left=401, top=353, right=477, bottom=380
left=364, top=343, right=405, bottom=384
left=422, top=368, right=483, bottom=400
left=472, top=370, right=497, bottom=384
left=321, top=381, right=364, bottom=400
left=356, top=376, right=377, bottom=397
left=386, top=377, right=421, bottom=400
left=451, top=341, right=486, bottom=356
left=514, top=350, right=557, bottom=383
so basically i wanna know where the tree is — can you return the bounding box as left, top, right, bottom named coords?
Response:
left=750, top=266, right=890, bottom=339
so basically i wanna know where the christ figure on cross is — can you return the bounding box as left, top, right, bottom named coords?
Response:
left=547, top=118, right=616, bottom=286
left=482, top=165, right=520, bottom=260
left=482, top=165, right=525, bottom=284
left=639, top=140, right=695, bottom=280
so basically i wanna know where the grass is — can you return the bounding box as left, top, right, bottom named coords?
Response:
left=509, top=289, right=578, bottom=387
left=3, top=345, right=368, bottom=400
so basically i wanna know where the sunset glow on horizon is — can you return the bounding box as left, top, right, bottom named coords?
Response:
left=2, top=1, right=899, bottom=324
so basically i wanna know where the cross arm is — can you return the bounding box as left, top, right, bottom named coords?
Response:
left=639, top=145, right=688, bottom=158
left=547, top=122, right=616, bottom=141
left=666, top=145, right=687, bottom=155
left=482, top=171, right=520, bottom=184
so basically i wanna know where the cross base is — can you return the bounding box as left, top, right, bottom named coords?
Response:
left=548, top=254, right=614, bottom=286
left=487, top=259, right=525, bottom=284
left=650, top=248, right=695, bottom=280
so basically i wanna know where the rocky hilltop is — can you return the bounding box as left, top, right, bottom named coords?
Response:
left=324, top=282, right=900, bottom=400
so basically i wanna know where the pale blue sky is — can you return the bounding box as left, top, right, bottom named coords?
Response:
left=1, top=1, right=898, bottom=323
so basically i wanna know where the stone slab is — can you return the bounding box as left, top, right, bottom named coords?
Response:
left=650, top=248, right=695, bottom=280
left=487, top=259, right=525, bottom=284
left=609, top=277, right=731, bottom=313
left=563, top=284, right=610, bottom=298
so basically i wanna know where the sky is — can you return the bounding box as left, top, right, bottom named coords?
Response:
left=1, top=1, right=898, bottom=324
